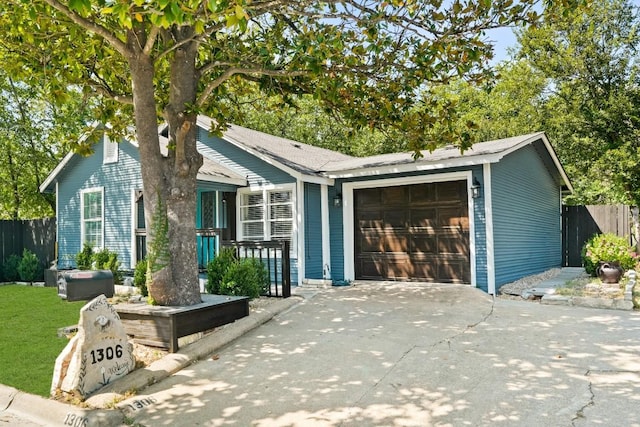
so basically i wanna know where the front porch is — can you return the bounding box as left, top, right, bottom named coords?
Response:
left=135, top=228, right=291, bottom=298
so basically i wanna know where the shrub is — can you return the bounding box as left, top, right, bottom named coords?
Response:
left=2, top=254, right=21, bottom=282
left=92, top=248, right=122, bottom=285
left=75, top=244, right=94, bottom=270
left=133, top=259, right=148, bottom=297
left=205, top=247, right=237, bottom=294
left=581, top=233, right=636, bottom=276
left=17, top=249, right=39, bottom=283
left=219, top=258, right=270, bottom=299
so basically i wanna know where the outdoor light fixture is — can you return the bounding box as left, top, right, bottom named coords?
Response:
left=333, top=194, right=342, bottom=207
left=471, top=178, right=481, bottom=199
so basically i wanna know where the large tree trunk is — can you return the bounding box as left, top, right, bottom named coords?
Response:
left=128, top=28, right=202, bottom=306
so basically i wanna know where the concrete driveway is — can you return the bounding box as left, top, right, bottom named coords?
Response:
left=120, top=283, right=640, bottom=426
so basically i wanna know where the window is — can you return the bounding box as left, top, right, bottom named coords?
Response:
left=201, top=191, right=216, bottom=229
left=81, top=188, right=104, bottom=248
left=103, top=134, right=118, bottom=164
left=240, top=188, right=294, bottom=244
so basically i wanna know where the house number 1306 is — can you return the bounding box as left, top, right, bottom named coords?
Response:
left=90, top=345, right=123, bottom=364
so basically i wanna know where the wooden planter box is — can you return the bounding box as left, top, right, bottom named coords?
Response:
left=114, top=294, right=249, bottom=352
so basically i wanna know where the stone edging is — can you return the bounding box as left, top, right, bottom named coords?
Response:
left=541, top=270, right=636, bottom=311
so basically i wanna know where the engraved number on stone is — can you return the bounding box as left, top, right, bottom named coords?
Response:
left=63, top=413, right=88, bottom=427
left=90, top=344, right=123, bottom=364
left=126, top=397, right=157, bottom=412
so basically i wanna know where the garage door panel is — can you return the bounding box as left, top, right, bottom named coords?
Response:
left=439, top=207, right=470, bottom=229
left=411, top=236, right=437, bottom=254
left=410, top=208, right=437, bottom=228
left=437, top=259, right=470, bottom=283
left=355, top=181, right=470, bottom=283
left=409, top=183, right=436, bottom=204
left=437, top=181, right=467, bottom=201
left=359, top=234, right=384, bottom=252
left=358, top=258, right=384, bottom=279
left=357, top=188, right=381, bottom=207
left=383, top=234, right=409, bottom=252
left=382, top=186, right=408, bottom=205
left=384, top=257, right=412, bottom=280
left=438, top=235, right=470, bottom=255
left=384, top=210, right=408, bottom=229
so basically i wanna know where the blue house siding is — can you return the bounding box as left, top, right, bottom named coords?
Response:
left=57, top=138, right=142, bottom=269
left=491, top=145, right=562, bottom=288
left=304, top=183, right=323, bottom=279
left=329, top=183, right=345, bottom=282
left=197, top=130, right=294, bottom=187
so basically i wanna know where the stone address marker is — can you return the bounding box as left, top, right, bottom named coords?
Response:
left=51, top=295, right=135, bottom=399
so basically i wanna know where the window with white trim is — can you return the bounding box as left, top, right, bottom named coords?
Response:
left=103, top=134, right=118, bottom=164
left=240, top=188, right=294, bottom=245
left=81, top=188, right=104, bottom=248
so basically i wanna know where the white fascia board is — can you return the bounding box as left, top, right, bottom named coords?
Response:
left=323, top=155, right=499, bottom=179
left=196, top=173, right=247, bottom=186
left=39, top=151, right=75, bottom=193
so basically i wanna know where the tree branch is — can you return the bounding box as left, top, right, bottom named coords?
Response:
left=197, top=66, right=308, bottom=106
left=42, top=0, right=130, bottom=58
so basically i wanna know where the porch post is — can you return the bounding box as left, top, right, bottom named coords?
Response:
left=321, top=184, right=331, bottom=280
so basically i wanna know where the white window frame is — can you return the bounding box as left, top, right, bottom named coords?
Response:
left=103, top=134, right=119, bottom=164
left=237, top=184, right=296, bottom=252
left=80, top=187, right=105, bottom=249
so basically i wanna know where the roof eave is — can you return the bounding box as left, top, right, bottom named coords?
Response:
left=322, top=154, right=499, bottom=179
left=197, top=174, right=247, bottom=186
left=39, top=151, right=75, bottom=194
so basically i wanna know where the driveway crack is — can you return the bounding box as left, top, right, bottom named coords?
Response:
left=571, top=370, right=595, bottom=426
left=434, top=296, right=495, bottom=349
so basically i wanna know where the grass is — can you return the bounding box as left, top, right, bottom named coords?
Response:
left=555, top=275, right=640, bottom=308
left=0, top=285, right=86, bottom=397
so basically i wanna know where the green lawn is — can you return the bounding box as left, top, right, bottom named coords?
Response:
left=0, top=285, right=86, bottom=396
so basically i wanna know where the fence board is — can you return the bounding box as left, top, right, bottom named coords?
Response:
left=562, top=205, right=631, bottom=267
left=0, top=218, right=56, bottom=281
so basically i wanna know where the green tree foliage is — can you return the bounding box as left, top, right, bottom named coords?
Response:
left=0, top=0, right=578, bottom=306
left=0, top=72, right=89, bottom=219
left=227, top=94, right=408, bottom=156
left=518, top=0, right=640, bottom=206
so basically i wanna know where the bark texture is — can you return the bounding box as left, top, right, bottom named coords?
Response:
left=127, top=27, right=202, bottom=306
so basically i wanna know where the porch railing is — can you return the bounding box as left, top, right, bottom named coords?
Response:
left=223, top=240, right=291, bottom=298
left=135, top=230, right=291, bottom=298
left=135, top=228, right=222, bottom=270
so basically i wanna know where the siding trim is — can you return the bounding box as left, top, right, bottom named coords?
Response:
left=321, top=184, right=331, bottom=279
left=483, top=163, right=496, bottom=295
left=56, top=181, right=59, bottom=263
left=296, top=180, right=305, bottom=285
left=341, top=171, right=475, bottom=285
left=130, top=189, right=137, bottom=269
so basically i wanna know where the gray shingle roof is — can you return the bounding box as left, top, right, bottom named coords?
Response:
left=322, top=133, right=546, bottom=173
left=197, top=116, right=354, bottom=176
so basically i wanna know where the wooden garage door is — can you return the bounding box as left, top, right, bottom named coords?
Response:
left=354, top=181, right=470, bottom=283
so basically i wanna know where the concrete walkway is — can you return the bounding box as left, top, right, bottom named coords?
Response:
left=3, top=282, right=640, bottom=426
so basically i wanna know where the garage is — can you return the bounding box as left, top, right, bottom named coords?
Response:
left=354, top=180, right=470, bottom=283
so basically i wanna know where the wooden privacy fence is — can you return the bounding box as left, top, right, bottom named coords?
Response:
left=562, top=205, right=633, bottom=267
left=0, top=218, right=56, bottom=280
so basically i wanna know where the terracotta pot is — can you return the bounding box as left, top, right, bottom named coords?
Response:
left=597, top=262, right=623, bottom=284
